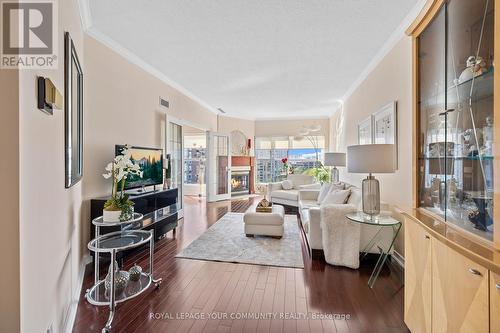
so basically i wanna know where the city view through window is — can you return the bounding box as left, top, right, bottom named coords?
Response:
left=255, top=136, right=324, bottom=183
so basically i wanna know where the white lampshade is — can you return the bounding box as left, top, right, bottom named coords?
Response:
left=324, top=152, right=346, bottom=167
left=347, top=144, right=396, bottom=173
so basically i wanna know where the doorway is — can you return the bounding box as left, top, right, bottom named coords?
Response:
left=183, top=126, right=207, bottom=198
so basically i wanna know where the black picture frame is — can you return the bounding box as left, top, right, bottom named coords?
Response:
left=64, top=32, right=83, bottom=188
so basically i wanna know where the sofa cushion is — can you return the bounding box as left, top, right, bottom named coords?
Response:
left=282, top=179, right=293, bottom=190
left=331, top=182, right=345, bottom=191
left=271, top=189, right=299, bottom=201
left=287, top=174, right=315, bottom=189
left=300, top=209, right=310, bottom=233
left=317, top=183, right=332, bottom=204
left=299, top=183, right=321, bottom=190
left=299, top=199, right=319, bottom=211
left=347, top=188, right=362, bottom=208
left=321, top=189, right=350, bottom=206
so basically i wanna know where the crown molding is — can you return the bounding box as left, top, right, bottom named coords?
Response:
left=341, top=0, right=427, bottom=103
left=255, top=114, right=330, bottom=121
left=77, top=0, right=92, bottom=30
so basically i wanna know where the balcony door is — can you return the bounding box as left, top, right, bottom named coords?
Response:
left=206, top=131, right=231, bottom=202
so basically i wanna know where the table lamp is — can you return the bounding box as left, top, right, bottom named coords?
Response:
left=428, top=157, right=453, bottom=211
left=324, top=152, right=346, bottom=183
left=347, top=144, right=396, bottom=216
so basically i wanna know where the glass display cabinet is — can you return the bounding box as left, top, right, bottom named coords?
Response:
left=417, top=0, right=496, bottom=243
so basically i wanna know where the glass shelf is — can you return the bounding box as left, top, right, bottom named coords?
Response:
left=420, top=67, right=494, bottom=105
left=345, top=212, right=401, bottom=226
left=86, top=272, right=152, bottom=306
left=417, top=0, right=494, bottom=242
left=88, top=230, right=152, bottom=253
left=420, top=156, right=494, bottom=160
left=92, top=212, right=144, bottom=227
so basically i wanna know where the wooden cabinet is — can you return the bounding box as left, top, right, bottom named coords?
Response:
left=404, top=221, right=432, bottom=333
left=491, top=272, right=500, bottom=333
left=431, top=238, right=489, bottom=332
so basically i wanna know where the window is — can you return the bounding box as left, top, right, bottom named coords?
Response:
left=255, top=136, right=325, bottom=183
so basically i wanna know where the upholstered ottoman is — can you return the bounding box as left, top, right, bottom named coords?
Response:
left=243, top=204, right=285, bottom=238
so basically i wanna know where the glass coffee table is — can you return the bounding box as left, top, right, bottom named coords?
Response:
left=345, top=212, right=402, bottom=288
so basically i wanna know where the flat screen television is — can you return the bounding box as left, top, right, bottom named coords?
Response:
left=115, top=145, right=163, bottom=190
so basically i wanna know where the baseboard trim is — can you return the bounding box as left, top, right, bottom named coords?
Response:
left=64, top=254, right=92, bottom=333
left=392, top=250, right=405, bottom=269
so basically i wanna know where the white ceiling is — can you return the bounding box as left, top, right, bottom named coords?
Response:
left=88, top=0, right=420, bottom=120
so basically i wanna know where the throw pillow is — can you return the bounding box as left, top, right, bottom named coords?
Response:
left=299, top=183, right=321, bottom=190
left=317, top=183, right=332, bottom=204
left=282, top=179, right=293, bottom=190
left=320, top=189, right=351, bottom=206
left=331, top=182, right=345, bottom=192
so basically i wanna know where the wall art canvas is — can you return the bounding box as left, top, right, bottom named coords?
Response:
left=358, top=116, right=373, bottom=145
left=373, top=101, right=397, bottom=144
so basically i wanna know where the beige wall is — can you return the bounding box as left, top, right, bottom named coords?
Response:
left=0, top=67, right=20, bottom=332
left=332, top=36, right=413, bottom=255
left=18, top=0, right=85, bottom=332
left=255, top=118, right=331, bottom=150
left=218, top=115, right=255, bottom=155
left=83, top=34, right=218, bottom=202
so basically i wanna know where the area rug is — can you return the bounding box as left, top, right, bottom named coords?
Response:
left=176, top=212, right=304, bottom=268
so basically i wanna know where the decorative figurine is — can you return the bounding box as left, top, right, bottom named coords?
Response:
left=128, top=263, right=142, bottom=282
left=481, top=116, right=493, bottom=156
left=256, top=197, right=272, bottom=213
left=468, top=197, right=493, bottom=231
left=463, top=129, right=483, bottom=157
left=105, top=261, right=130, bottom=294
left=457, top=55, right=488, bottom=84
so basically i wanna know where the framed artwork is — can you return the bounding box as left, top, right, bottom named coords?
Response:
left=373, top=101, right=397, bottom=144
left=358, top=116, right=373, bottom=144
left=64, top=32, right=84, bottom=188
left=373, top=101, right=397, bottom=168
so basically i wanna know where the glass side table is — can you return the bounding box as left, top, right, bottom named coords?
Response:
left=345, top=212, right=402, bottom=288
left=87, top=213, right=162, bottom=332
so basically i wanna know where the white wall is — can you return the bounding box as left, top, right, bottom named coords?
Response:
left=0, top=60, right=20, bottom=333
left=331, top=36, right=413, bottom=255
left=18, top=0, right=85, bottom=332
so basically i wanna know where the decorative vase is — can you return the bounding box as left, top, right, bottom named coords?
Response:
left=128, top=263, right=142, bottom=282
left=103, top=209, right=122, bottom=222
left=105, top=261, right=130, bottom=294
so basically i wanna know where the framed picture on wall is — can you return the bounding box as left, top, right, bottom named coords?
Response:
left=64, top=31, right=84, bottom=188
left=373, top=101, right=397, bottom=144
left=357, top=116, right=373, bottom=144
left=373, top=101, right=397, bottom=168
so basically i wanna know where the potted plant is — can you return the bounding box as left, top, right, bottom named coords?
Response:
left=102, top=145, right=143, bottom=222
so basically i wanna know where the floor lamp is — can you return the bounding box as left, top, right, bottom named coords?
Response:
left=347, top=144, right=396, bottom=217
left=324, top=152, right=346, bottom=183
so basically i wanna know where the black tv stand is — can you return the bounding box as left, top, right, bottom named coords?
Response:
left=90, top=188, right=178, bottom=269
left=126, top=185, right=161, bottom=196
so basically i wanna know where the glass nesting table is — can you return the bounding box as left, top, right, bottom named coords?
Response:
left=86, top=213, right=162, bottom=333
left=345, top=212, right=402, bottom=288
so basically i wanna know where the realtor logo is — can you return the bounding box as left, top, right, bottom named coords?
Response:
left=1, top=0, right=57, bottom=68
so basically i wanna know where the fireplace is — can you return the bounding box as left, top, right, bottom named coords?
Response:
left=231, top=167, right=251, bottom=196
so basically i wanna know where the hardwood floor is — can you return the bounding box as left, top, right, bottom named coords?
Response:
left=73, top=196, right=409, bottom=333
